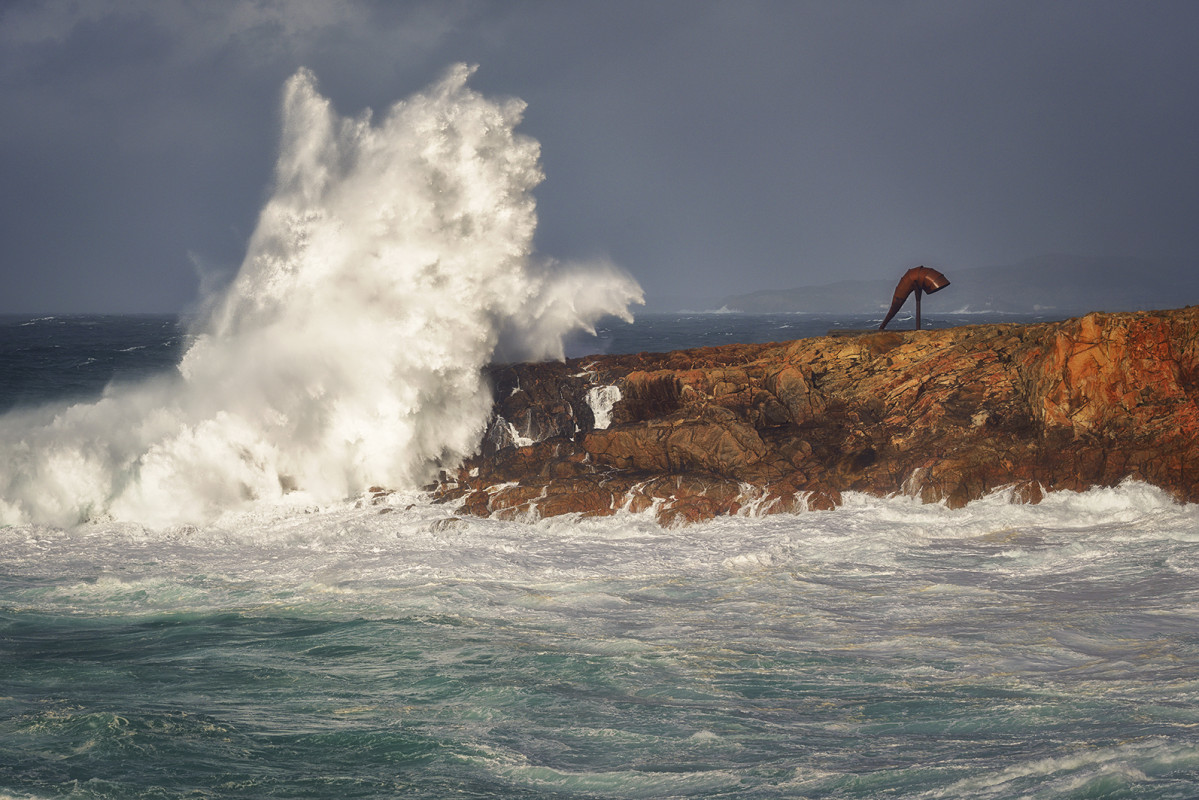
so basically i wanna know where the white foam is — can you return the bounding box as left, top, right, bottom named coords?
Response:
left=1, top=481, right=1196, bottom=630
left=585, top=384, right=620, bottom=429
left=506, top=422, right=536, bottom=448
left=0, top=65, right=642, bottom=527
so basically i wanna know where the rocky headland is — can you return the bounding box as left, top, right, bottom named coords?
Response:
left=431, top=307, right=1199, bottom=525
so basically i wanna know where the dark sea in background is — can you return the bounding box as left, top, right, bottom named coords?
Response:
left=0, top=311, right=1054, bottom=412
left=3, top=312, right=1199, bottom=800
left=0, top=315, right=187, bottom=414
left=572, top=310, right=1053, bottom=359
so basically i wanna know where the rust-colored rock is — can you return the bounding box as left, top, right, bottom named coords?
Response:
left=431, top=307, right=1199, bottom=524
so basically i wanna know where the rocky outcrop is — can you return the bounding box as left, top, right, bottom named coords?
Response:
left=432, top=307, right=1199, bottom=525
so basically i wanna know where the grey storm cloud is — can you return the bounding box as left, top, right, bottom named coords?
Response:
left=1, top=0, right=1197, bottom=312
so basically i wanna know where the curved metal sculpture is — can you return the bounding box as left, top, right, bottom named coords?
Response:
left=879, top=266, right=950, bottom=331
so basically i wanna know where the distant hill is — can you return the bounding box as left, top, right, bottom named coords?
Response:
left=716, top=255, right=1199, bottom=316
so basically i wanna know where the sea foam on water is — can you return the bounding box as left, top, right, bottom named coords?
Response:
left=0, top=65, right=642, bottom=527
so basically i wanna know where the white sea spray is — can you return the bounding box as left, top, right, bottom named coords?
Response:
left=585, top=384, right=620, bottom=429
left=0, top=65, right=642, bottom=527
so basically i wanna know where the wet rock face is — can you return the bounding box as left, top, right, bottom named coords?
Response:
left=433, top=307, right=1199, bottom=525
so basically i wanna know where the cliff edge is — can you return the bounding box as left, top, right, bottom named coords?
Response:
left=432, top=307, right=1199, bottom=525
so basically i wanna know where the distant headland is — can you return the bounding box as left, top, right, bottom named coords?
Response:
left=655, top=254, right=1199, bottom=316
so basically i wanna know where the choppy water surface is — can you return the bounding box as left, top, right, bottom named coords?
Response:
left=4, top=486, right=1199, bottom=799
left=0, top=315, right=185, bottom=414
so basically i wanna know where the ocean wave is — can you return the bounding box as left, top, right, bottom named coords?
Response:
left=0, top=66, right=642, bottom=528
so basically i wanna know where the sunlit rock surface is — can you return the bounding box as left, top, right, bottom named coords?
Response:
left=434, top=307, right=1199, bottom=525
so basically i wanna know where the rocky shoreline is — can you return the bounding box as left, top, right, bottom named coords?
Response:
left=431, top=307, right=1199, bottom=525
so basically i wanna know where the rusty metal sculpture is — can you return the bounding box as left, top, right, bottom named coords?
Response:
left=879, top=266, right=950, bottom=331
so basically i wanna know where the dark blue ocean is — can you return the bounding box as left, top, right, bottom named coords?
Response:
left=0, top=311, right=1049, bottom=413
left=3, top=312, right=1199, bottom=799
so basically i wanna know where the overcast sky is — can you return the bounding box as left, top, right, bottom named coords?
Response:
left=2, top=0, right=1197, bottom=313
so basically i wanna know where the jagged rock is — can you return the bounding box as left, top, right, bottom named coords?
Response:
left=430, top=307, right=1199, bottom=524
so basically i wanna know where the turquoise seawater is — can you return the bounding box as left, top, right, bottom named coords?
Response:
left=3, top=315, right=1199, bottom=798
left=5, top=488, right=1199, bottom=798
